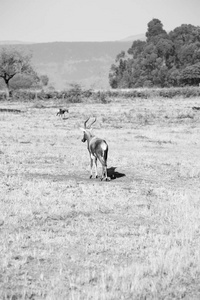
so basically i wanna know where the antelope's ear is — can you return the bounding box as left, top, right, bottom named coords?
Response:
left=80, top=127, right=85, bottom=132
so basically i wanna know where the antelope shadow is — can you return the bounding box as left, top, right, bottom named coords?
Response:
left=107, top=167, right=126, bottom=180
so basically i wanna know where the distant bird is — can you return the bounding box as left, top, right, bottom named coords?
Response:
left=56, top=108, right=69, bottom=118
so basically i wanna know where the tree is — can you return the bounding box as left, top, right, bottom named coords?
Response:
left=180, top=63, right=200, bottom=86
left=9, top=74, right=36, bottom=90
left=109, top=51, right=128, bottom=88
left=168, top=24, right=200, bottom=67
left=169, top=24, right=197, bottom=45
left=127, top=40, right=146, bottom=58
left=109, top=19, right=200, bottom=88
left=156, top=38, right=175, bottom=65
left=146, top=18, right=167, bottom=43
left=167, top=67, right=181, bottom=86
left=0, top=47, right=38, bottom=96
left=40, top=74, right=49, bottom=87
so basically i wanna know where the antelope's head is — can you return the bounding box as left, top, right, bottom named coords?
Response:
left=80, top=117, right=96, bottom=142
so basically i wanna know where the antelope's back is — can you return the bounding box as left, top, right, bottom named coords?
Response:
left=90, top=138, right=108, bottom=157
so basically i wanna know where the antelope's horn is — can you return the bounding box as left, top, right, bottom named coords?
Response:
left=84, top=117, right=90, bottom=129
left=89, top=117, right=96, bottom=128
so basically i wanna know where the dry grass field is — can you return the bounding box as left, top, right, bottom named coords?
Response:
left=1, top=96, right=200, bottom=299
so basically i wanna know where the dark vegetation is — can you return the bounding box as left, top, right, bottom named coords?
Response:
left=0, top=108, right=22, bottom=113
left=1, top=86, right=200, bottom=103
left=109, top=19, right=200, bottom=88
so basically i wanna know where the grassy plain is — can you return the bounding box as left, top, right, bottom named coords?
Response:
left=0, top=96, right=200, bottom=299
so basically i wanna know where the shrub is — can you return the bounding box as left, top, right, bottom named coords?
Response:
left=0, top=91, right=7, bottom=100
left=93, top=91, right=111, bottom=103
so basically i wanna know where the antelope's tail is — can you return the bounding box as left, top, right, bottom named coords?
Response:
left=103, top=147, right=108, bottom=167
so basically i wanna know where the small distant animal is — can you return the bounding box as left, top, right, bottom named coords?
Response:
left=80, top=117, right=109, bottom=181
left=56, top=108, right=69, bottom=118
left=192, top=106, right=200, bottom=111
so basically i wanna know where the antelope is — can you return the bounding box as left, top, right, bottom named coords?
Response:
left=80, top=117, right=109, bottom=181
left=56, top=108, right=69, bottom=118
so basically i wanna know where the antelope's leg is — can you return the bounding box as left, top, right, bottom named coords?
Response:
left=90, top=157, right=93, bottom=178
left=101, top=165, right=105, bottom=181
left=94, top=157, right=98, bottom=178
left=104, top=166, right=108, bottom=180
left=101, top=165, right=109, bottom=181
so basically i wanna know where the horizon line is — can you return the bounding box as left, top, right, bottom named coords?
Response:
left=0, top=34, right=146, bottom=45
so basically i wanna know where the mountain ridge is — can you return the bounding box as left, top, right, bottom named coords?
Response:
left=120, top=33, right=146, bottom=41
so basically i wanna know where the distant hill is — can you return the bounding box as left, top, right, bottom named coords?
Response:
left=120, top=33, right=146, bottom=41
left=26, top=42, right=134, bottom=89
left=0, top=35, right=146, bottom=89
left=0, top=40, right=34, bottom=45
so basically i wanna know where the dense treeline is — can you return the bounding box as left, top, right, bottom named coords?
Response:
left=109, top=19, right=200, bottom=88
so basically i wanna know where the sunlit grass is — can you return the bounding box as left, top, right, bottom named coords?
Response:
left=0, top=96, right=200, bottom=299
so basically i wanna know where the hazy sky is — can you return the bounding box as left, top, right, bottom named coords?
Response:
left=0, top=0, right=200, bottom=43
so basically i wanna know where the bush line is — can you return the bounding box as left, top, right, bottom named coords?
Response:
left=0, top=86, right=200, bottom=102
